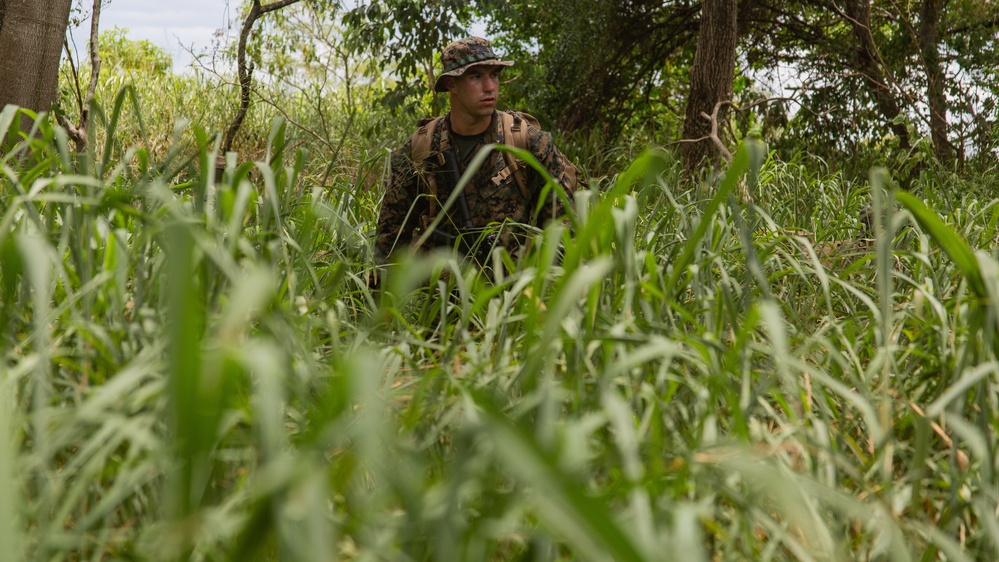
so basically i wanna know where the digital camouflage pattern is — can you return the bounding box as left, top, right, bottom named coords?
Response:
left=433, top=37, right=514, bottom=93
left=376, top=110, right=578, bottom=262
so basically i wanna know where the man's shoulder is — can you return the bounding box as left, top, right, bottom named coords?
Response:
left=500, top=110, right=542, bottom=131
left=498, top=110, right=557, bottom=154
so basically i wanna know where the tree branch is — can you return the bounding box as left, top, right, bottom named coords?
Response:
left=948, top=16, right=999, bottom=36
left=701, top=101, right=734, bottom=163
left=675, top=96, right=795, bottom=163
left=221, top=0, right=303, bottom=156
left=85, top=0, right=102, bottom=113
left=58, top=0, right=103, bottom=154
left=259, top=0, right=302, bottom=16
left=62, top=35, right=85, bottom=119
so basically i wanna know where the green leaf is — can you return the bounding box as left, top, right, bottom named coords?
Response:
left=0, top=370, right=21, bottom=562
left=477, top=396, right=653, bottom=562
left=666, top=141, right=758, bottom=295
left=897, top=190, right=986, bottom=298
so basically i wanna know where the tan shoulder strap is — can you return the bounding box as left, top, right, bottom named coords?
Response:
left=410, top=115, right=445, bottom=168
left=409, top=115, right=446, bottom=222
left=496, top=110, right=535, bottom=202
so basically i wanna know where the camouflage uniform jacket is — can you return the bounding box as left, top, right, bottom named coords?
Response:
left=375, top=110, right=578, bottom=261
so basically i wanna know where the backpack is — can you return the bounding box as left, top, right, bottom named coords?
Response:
left=409, top=110, right=539, bottom=224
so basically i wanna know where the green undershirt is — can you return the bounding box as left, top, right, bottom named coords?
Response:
left=450, top=130, right=485, bottom=170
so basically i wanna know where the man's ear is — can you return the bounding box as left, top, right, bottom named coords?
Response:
left=443, top=76, right=455, bottom=92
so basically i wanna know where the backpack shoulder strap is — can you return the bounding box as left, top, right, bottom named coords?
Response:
left=408, top=115, right=447, bottom=225
left=495, top=110, right=537, bottom=203
left=410, top=115, right=445, bottom=168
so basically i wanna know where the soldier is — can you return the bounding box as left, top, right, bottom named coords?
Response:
left=375, top=36, right=579, bottom=267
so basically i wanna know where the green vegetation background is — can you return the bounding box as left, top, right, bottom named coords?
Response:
left=3, top=29, right=999, bottom=561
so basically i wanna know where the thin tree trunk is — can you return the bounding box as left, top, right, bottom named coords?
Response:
left=0, top=0, right=73, bottom=118
left=57, top=0, right=103, bottom=152
left=840, top=0, right=912, bottom=150
left=681, top=0, right=738, bottom=174
left=919, top=0, right=950, bottom=163
left=221, top=0, right=302, bottom=156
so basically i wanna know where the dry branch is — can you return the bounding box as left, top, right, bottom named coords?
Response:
left=221, top=0, right=303, bottom=157
left=673, top=95, right=795, bottom=163
left=57, top=0, right=102, bottom=153
left=700, top=100, right=733, bottom=163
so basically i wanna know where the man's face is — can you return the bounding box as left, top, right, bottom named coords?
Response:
left=447, top=65, right=503, bottom=121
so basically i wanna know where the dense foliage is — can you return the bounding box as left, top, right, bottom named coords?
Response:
left=2, top=5, right=999, bottom=561
left=340, top=0, right=999, bottom=172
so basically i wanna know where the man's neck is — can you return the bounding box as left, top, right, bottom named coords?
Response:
left=449, top=110, right=493, bottom=136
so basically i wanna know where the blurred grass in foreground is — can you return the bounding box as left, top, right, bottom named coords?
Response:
left=3, top=103, right=999, bottom=561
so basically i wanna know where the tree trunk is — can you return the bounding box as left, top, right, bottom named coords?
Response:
left=681, top=0, right=738, bottom=174
left=0, top=0, right=73, bottom=117
left=919, top=0, right=950, bottom=163
left=840, top=0, right=911, bottom=151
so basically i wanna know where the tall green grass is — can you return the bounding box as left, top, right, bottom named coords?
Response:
left=3, top=96, right=999, bottom=561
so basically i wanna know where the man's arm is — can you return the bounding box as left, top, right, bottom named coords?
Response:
left=526, top=127, right=579, bottom=226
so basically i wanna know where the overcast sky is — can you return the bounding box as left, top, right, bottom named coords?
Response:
left=75, top=0, right=236, bottom=70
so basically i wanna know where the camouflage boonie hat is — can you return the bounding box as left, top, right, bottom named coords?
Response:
left=433, top=37, right=514, bottom=93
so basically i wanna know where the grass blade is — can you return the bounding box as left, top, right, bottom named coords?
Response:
left=478, top=395, right=653, bottom=562
left=666, top=141, right=758, bottom=295
left=896, top=190, right=986, bottom=298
